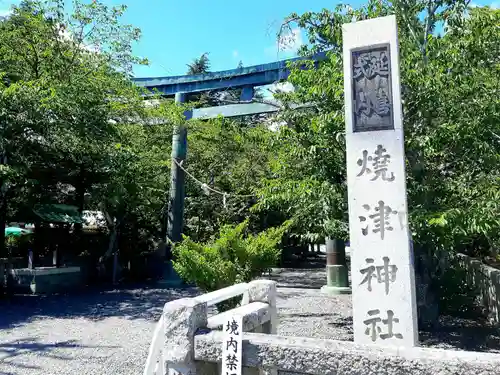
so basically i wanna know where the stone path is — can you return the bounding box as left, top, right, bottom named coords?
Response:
left=1, top=267, right=499, bottom=375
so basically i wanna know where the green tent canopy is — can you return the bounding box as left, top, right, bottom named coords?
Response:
left=5, top=227, right=32, bottom=236
left=32, top=204, right=85, bottom=224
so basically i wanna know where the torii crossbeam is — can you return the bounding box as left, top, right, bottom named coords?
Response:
left=131, top=52, right=327, bottom=285
left=133, top=51, right=327, bottom=119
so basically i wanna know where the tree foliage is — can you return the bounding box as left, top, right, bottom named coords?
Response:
left=1, top=0, right=498, bottom=293
left=257, top=1, right=500, bottom=256
left=183, top=117, right=274, bottom=242
left=186, top=52, right=210, bottom=75
left=0, top=0, right=147, bottom=257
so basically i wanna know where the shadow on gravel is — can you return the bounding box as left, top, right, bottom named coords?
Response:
left=281, top=255, right=326, bottom=269
left=276, top=290, right=309, bottom=301
left=268, top=256, right=352, bottom=290
left=281, top=312, right=334, bottom=318
left=328, top=316, right=353, bottom=328
left=0, top=337, right=119, bottom=374
left=0, top=282, right=199, bottom=329
left=0, top=337, right=117, bottom=362
left=266, top=268, right=328, bottom=289
left=0, top=361, right=40, bottom=375
left=325, top=315, right=500, bottom=353
left=419, top=316, right=500, bottom=353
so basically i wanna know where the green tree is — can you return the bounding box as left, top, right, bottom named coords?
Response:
left=185, top=52, right=218, bottom=107
left=253, top=0, right=499, bottom=324
left=186, top=52, right=211, bottom=75
left=258, top=0, right=499, bottom=254
left=182, top=116, right=274, bottom=242
left=87, top=101, right=181, bottom=262
left=0, top=0, right=147, bottom=257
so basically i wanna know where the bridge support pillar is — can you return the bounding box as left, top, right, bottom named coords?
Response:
left=240, top=85, right=254, bottom=101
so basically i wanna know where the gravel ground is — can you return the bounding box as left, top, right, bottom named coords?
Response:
left=0, top=285, right=199, bottom=375
left=273, top=268, right=500, bottom=351
left=1, top=266, right=500, bottom=375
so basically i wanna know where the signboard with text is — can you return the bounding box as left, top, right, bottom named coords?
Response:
left=221, top=315, right=243, bottom=375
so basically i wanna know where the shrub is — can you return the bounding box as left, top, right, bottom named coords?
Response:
left=173, top=219, right=291, bottom=311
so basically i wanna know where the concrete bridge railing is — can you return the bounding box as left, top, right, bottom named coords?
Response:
left=145, top=280, right=500, bottom=375
left=143, top=280, right=277, bottom=375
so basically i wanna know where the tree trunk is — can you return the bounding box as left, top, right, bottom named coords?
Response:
left=0, top=194, right=6, bottom=259
left=74, top=166, right=86, bottom=254
left=414, top=244, right=440, bottom=330
left=0, top=194, right=6, bottom=293
left=106, top=226, right=118, bottom=259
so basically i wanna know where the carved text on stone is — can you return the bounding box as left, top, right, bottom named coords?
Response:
left=358, top=200, right=398, bottom=240
left=357, top=144, right=395, bottom=181
left=363, top=309, right=403, bottom=342
left=352, top=45, right=394, bottom=132
left=360, top=256, right=398, bottom=295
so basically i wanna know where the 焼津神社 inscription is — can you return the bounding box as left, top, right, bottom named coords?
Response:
left=352, top=44, right=394, bottom=132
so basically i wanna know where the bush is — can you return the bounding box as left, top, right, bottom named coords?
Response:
left=173, top=219, right=291, bottom=311
left=5, top=234, right=34, bottom=258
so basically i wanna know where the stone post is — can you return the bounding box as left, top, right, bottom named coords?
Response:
left=321, top=238, right=351, bottom=295
left=167, top=92, right=190, bottom=246
left=28, top=250, right=33, bottom=270
left=163, top=298, right=209, bottom=375
left=242, top=280, right=277, bottom=375
left=161, top=92, right=192, bottom=287
left=242, top=280, right=277, bottom=334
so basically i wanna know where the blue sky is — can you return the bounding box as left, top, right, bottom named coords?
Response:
left=1, top=0, right=498, bottom=78
left=112, top=0, right=345, bottom=78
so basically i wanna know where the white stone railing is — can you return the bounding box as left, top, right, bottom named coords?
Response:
left=143, top=280, right=276, bottom=375
left=195, top=331, right=500, bottom=374
left=145, top=279, right=500, bottom=375
left=143, top=314, right=168, bottom=375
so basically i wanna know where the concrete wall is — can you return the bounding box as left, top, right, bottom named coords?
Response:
left=1, top=254, right=84, bottom=294
left=8, top=266, right=83, bottom=294
left=457, top=253, right=500, bottom=324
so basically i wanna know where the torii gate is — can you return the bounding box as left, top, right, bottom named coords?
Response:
left=132, top=52, right=327, bottom=282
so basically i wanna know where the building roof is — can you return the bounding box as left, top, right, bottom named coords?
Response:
left=32, top=204, right=84, bottom=224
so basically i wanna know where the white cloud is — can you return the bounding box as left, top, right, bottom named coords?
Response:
left=0, top=9, right=12, bottom=18
left=270, top=82, right=294, bottom=94
left=232, top=50, right=239, bottom=58
left=470, top=1, right=499, bottom=7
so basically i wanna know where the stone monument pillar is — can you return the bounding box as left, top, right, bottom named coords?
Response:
left=342, top=15, right=419, bottom=347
